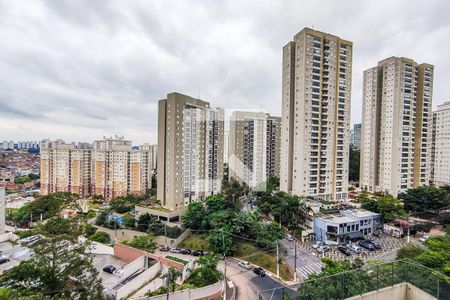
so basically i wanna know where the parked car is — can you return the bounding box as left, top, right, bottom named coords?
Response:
left=337, top=245, right=352, bottom=256
left=0, top=256, right=10, bottom=264
left=191, top=250, right=204, bottom=256
left=358, top=240, right=375, bottom=251
left=170, top=248, right=182, bottom=254
left=102, top=265, right=116, bottom=274
left=285, top=234, right=294, bottom=242
left=419, top=235, right=430, bottom=243
left=238, top=261, right=252, bottom=270
left=159, top=246, right=170, bottom=252
left=180, top=249, right=192, bottom=255
left=316, top=245, right=330, bottom=253
left=20, top=235, right=39, bottom=244
left=366, top=240, right=381, bottom=249
left=312, top=241, right=323, bottom=249
left=253, top=267, right=266, bottom=277
left=346, top=244, right=361, bottom=254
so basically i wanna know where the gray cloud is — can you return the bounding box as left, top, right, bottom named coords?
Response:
left=0, top=0, right=449, bottom=144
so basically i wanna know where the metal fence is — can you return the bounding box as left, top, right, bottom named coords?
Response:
left=259, top=259, right=450, bottom=300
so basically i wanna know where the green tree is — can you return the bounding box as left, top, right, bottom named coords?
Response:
left=399, top=185, right=450, bottom=212
left=123, top=233, right=157, bottom=253
left=83, top=223, right=98, bottom=237
left=164, top=268, right=182, bottom=294
left=181, top=202, right=207, bottom=230
left=208, top=228, right=233, bottom=255
left=95, top=211, right=108, bottom=226
left=89, top=231, right=111, bottom=244
left=186, top=254, right=222, bottom=287
left=221, top=177, right=249, bottom=211
left=396, top=243, right=425, bottom=259
left=362, top=195, right=406, bottom=222
left=0, top=217, right=103, bottom=299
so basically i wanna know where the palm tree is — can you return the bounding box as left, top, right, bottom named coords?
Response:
left=232, top=212, right=249, bottom=235
left=164, top=267, right=182, bottom=299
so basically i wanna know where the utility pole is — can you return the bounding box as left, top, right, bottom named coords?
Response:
left=294, top=242, right=297, bottom=282
left=407, top=211, right=411, bottom=244
left=164, top=223, right=168, bottom=247
left=30, top=212, right=33, bottom=227
left=276, top=242, right=280, bottom=279
left=114, top=219, right=117, bottom=240
left=222, top=228, right=227, bottom=300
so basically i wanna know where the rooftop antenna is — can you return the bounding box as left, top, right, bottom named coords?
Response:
left=198, top=88, right=201, bottom=99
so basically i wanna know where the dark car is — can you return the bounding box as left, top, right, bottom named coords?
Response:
left=358, top=240, right=375, bottom=251
left=367, top=240, right=381, bottom=249
left=253, top=267, right=266, bottom=277
left=180, top=249, right=192, bottom=255
left=103, top=265, right=116, bottom=274
left=0, top=257, right=10, bottom=264
left=191, top=250, right=204, bottom=256
left=159, top=246, right=170, bottom=252
left=337, top=245, right=352, bottom=256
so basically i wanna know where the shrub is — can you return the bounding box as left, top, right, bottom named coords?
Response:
left=89, top=231, right=111, bottom=244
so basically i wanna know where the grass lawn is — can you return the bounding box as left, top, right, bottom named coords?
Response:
left=234, top=241, right=294, bottom=281
left=166, top=255, right=189, bottom=265
left=179, top=234, right=210, bottom=251
left=179, top=234, right=293, bottom=281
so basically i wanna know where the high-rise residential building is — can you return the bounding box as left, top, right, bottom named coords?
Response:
left=229, top=111, right=281, bottom=189
left=280, top=28, right=352, bottom=201
left=223, top=130, right=229, bottom=164
left=157, top=92, right=224, bottom=211
left=431, top=101, right=450, bottom=187
left=40, top=139, right=92, bottom=197
left=352, top=123, right=361, bottom=150
left=40, top=137, right=156, bottom=200
left=360, top=57, right=434, bottom=195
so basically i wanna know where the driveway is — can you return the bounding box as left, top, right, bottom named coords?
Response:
left=222, top=259, right=287, bottom=300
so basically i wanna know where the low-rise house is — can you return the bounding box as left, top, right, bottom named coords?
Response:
left=314, top=209, right=382, bottom=243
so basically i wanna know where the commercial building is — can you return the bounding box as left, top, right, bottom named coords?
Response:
left=40, top=139, right=92, bottom=197
left=40, top=137, right=156, bottom=200
left=351, top=123, right=361, bottom=150
left=431, top=101, right=450, bottom=186
left=360, top=57, right=434, bottom=195
left=228, top=111, right=281, bottom=189
left=280, top=28, right=352, bottom=201
left=314, top=209, right=382, bottom=243
left=157, top=92, right=224, bottom=211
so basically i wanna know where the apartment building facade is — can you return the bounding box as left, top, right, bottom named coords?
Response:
left=351, top=123, right=361, bottom=150
left=40, top=137, right=156, bottom=200
left=280, top=28, right=352, bottom=201
left=360, top=57, right=434, bottom=195
left=228, top=111, right=281, bottom=189
left=40, top=139, right=92, bottom=197
left=431, top=101, right=450, bottom=187
left=157, top=92, right=224, bottom=211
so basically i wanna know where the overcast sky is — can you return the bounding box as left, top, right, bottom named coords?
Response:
left=1, top=0, right=449, bottom=144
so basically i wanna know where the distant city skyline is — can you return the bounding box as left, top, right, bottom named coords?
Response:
left=1, top=0, right=449, bottom=144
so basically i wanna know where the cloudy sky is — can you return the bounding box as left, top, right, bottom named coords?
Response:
left=1, top=0, right=449, bottom=144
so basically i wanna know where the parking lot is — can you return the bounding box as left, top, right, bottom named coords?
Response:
left=302, top=233, right=405, bottom=261
left=91, top=254, right=130, bottom=289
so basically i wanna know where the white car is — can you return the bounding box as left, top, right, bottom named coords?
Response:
left=316, top=245, right=330, bottom=253
left=286, top=234, right=294, bottom=241
left=346, top=244, right=361, bottom=254
left=312, top=241, right=323, bottom=249
left=238, top=261, right=252, bottom=270
left=419, top=235, right=430, bottom=243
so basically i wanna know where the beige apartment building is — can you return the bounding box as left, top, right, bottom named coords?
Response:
left=40, top=137, right=156, bottom=200
left=280, top=28, right=352, bottom=201
left=360, top=57, right=434, bottom=195
left=157, top=92, right=224, bottom=211
left=40, top=139, right=92, bottom=197
left=228, top=111, right=281, bottom=189
left=431, top=101, right=450, bottom=187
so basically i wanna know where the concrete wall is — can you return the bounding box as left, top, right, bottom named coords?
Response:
left=96, top=226, right=146, bottom=242
left=115, top=261, right=161, bottom=300
left=346, top=283, right=436, bottom=300
left=0, top=232, right=19, bottom=243
left=121, top=256, right=145, bottom=279
left=144, top=280, right=223, bottom=300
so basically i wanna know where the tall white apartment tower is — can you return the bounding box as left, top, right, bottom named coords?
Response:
left=229, top=111, right=281, bottom=189
left=360, top=57, right=434, bottom=195
left=431, top=101, right=450, bottom=187
left=280, top=28, right=353, bottom=201
left=157, top=93, right=224, bottom=211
